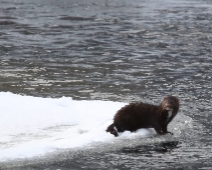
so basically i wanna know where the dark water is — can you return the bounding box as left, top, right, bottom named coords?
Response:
left=1, top=0, right=212, bottom=169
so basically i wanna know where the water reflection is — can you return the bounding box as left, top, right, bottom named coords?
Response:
left=121, top=141, right=181, bottom=155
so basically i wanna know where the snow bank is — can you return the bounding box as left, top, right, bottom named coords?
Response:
left=0, top=92, right=158, bottom=162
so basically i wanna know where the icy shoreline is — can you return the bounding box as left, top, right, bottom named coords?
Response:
left=0, top=92, right=159, bottom=162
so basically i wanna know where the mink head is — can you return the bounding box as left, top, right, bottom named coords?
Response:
left=159, top=96, right=179, bottom=123
left=161, top=96, right=179, bottom=114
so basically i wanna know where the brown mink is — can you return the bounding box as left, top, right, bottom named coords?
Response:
left=106, top=96, right=179, bottom=137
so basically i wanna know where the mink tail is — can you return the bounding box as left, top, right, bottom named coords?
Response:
left=106, top=123, right=118, bottom=137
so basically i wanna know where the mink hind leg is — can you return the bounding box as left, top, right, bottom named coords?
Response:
left=115, top=121, right=131, bottom=133
left=106, top=123, right=118, bottom=137
left=106, top=120, right=131, bottom=137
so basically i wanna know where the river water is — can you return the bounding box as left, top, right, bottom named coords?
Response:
left=1, top=0, right=212, bottom=169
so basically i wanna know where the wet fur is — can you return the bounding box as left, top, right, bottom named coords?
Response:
left=106, top=96, right=179, bottom=137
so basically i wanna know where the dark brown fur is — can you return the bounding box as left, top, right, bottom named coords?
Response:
left=106, top=96, right=179, bottom=137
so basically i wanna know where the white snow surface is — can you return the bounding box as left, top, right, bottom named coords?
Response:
left=0, top=92, right=194, bottom=164
left=0, top=92, right=160, bottom=162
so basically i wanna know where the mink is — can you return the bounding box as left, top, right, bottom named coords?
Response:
left=106, top=96, right=179, bottom=137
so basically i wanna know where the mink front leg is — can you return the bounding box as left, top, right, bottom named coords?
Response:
left=154, top=124, right=173, bottom=135
left=154, top=123, right=165, bottom=135
left=162, top=125, right=173, bottom=135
